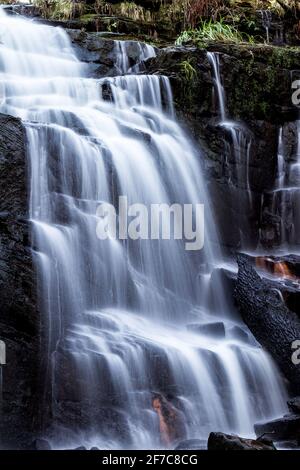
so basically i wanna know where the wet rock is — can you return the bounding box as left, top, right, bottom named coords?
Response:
left=0, top=114, right=42, bottom=448
left=1, top=4, right=40, bottom=17
left=255, top=414, right=300, bottom=442
left=207, top=432, right=276, bottom=450
left=287, top=397, right=300, bottom=415
left=101, top=81, right=114, bottom=102
left=66, top=29, right=157, bottom=77
left=146, top=43, right=300, bottom=249
left=152, top=393, right=187, bottom=447
left=174, top=439, right=203, bottom=450
left=187, top=322, right=225, bottom=339
left=234, top=254, right=300, bottom=393
left=228, top=325, right=253, bottom=345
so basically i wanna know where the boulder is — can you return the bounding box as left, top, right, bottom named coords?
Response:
left=234, top=254, right=300, bottom=393
left=207, top=432, right=276, bottom=450
left=255, top=414, right=300, bottom=442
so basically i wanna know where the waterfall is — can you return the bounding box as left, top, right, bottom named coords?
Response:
left=259, top=10, right=272, bottom=44
left=208, top=52, right=253, bottom=213
left=114, top=40, right=156, bottom=74
left=209, top=44, right=300, bottom=251
left=260, top=121, right=300, bottom=249
left=0, top=9, right=287, bottom=449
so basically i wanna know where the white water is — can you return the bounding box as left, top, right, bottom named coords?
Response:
left=259, top=10, right=272, bottom=44
left=208, top=52, right=253, bottom=211
left=0, top=8, right=287, bottom=449
left=259, top=121, right=300, bottom=250
left=114, top=40, right=156, bottom=74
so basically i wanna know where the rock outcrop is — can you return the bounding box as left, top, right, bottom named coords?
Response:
left=207, top=432, right=276, bottom=450
left=67, top=29, right=157, bottom=76
left=0, top=114, right=41, bottom=448
left=255, top=414, right=300, bottom=444
left=146, top=43, right=300, bottom=250
left=254, top=395, right=300, bottom=447
left=234, top=254, right=300, bottom=393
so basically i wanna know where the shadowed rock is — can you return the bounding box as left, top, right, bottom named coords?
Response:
left=207, top=432, right=276, bottom=450
left=255, top=414, right=300, bottom=443
left=234, top=254, right=300, bottom=393
left=0, top=114, right=41, bottom=448
left=288, top=397, right=300, bottom=414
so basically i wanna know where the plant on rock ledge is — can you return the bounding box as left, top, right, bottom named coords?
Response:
left=176, top=18, right=255, bottom=45
left=180, top=59, right=198, bottom=80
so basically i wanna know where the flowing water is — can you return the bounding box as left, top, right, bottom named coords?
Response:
left=260, top=121, right=300, bottom=250
left=208, top=52, right=300, bottom=252
left=208, top=52, right=253, bottom=224
left=0, top=8, right=287, bottom=449
left=259, top=10, right=272, bottom=44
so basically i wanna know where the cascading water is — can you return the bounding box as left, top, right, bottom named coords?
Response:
left=0, top=8, right=287, bottom=449
left=114, top=40, right=156, bottom=74
left=259, top=10, right=272, bottom=44
left=208, top=52, right=253, bottom=216
left=210, top=45, right=300, bottom=252
left=260, top=121, right=300, bottom=249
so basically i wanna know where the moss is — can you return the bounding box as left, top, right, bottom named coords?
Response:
left=266, top=46, right=300, bottom=69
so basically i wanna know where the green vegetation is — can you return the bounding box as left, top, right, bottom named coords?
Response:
left=176, top=19, right=255, bottom=45
left=33, top=0, right=85, bottom=20
left=180, top=59, right=197, bottom=80
left=27, top=0, right=299, bottom=45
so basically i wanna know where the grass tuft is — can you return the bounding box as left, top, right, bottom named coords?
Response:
left=176, top=19, right=255, bottom=45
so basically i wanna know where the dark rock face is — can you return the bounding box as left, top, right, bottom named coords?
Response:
left=146, top=44, right=300, bottom=250
left=34, top=14, right=174, bottom=42
left=255, top=414, right=300, bottom=443
left=0, top=114, right=41, bottom=448
left=207, top=432, right=276, bottom=450
left=234, top=254, right=300, bottom=393
left=67, top=29, right=157, bottom=76
left=288, top=397, right=300, bottom=414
